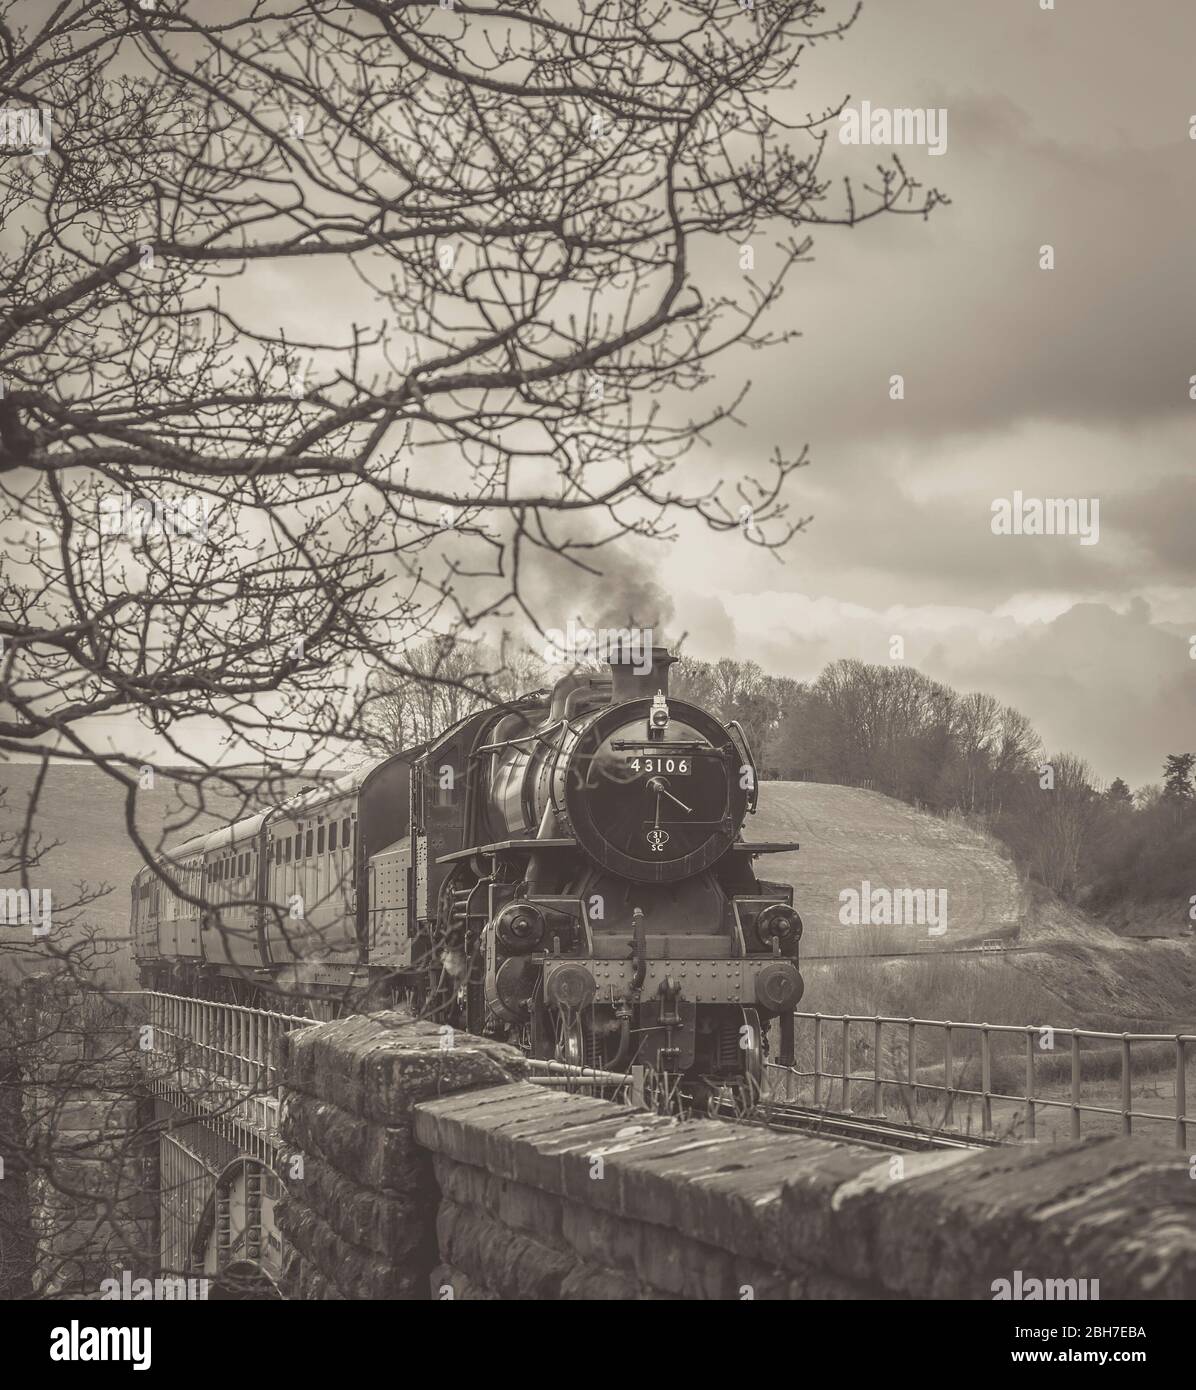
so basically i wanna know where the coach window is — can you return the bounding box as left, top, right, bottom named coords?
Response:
left=305, top=828, right=314, bottom=857
left=294, top=830, right=302, bottom=859
left=342, top=816, right=350, bottom=846
left=285, top=837, right=292, bottom=863
left=317, top=825, right=325, bottom=854
left=329, top=821, right=338, bottom=852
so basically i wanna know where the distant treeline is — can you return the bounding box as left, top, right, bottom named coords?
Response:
left=672, top=655, right=1195, bottom=919
left=366, top=640, right=1194, bottom=920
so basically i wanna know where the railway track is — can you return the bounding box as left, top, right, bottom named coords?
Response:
left=717, top=1097, right=1003, bottom=1152
left=527, top=1060, right=1004, bottom=1151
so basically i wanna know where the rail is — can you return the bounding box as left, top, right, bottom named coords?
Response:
left=768, top=1011, right=1195, bottom=1147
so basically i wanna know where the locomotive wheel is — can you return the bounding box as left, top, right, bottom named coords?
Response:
left=553, top=1011, right=586, bottom=1067
left=739, top=1006, right=764, bottom=1103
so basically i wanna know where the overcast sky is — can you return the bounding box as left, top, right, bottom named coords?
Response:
left=7, top=1, right=1192, bottom=792
left=550, top=0, right=1195, bottom=791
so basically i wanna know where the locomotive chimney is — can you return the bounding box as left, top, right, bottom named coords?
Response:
left=607, top=642, right=676, bottom=704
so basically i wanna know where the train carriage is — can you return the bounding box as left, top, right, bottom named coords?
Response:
left=263, top=780, right=360, bottom=979
left=131, top=863, right=159, bottom=962
left=201, top=814, right=269, bottom=971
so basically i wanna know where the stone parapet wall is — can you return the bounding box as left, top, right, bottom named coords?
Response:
left=274, top=1011, right=526, bottom=1300
left=416, top=1083, right=1196, bottom=1299
left=276, top=1013, right=1196, bottom=1301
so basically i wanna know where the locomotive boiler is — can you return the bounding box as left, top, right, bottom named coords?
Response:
left=132, top=645, right=804, bottom=1097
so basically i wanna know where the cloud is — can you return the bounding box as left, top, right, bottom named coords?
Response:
left=693, top=589, right=1195, bottom=788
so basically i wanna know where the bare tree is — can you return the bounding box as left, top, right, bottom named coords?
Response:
left=1030, top=753, right=1099, bottom=898
left=0, top=1, right=945, bottom=1295
left=0, top=0, right=941, bottom=918
left=363, top=632, right=547, bottom=753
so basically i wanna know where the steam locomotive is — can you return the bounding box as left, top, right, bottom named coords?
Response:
left=133, top=646, right=804, bottom=1092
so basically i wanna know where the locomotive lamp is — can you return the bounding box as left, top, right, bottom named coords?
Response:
left=648, top=691, right=670, bottom=740
left=493, top=900, right=547, bottom=953
left=755, top=903, right=803, bottom=952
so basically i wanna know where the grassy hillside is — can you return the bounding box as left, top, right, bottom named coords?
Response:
left=0, top=763, right=315, bottom=988
left=752, top=781, right=1026, bottom=954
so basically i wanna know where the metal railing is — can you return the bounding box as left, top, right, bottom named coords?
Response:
left=767, top=1012, right=1195, bottom=1147
left=125, top=994, right=1194, bottom=1149
left=137, top=991, right=312, bottom=1151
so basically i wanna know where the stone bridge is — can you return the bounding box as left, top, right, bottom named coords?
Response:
left=18, top=989, right=1196, bottom=1300
left=275, top=1013, right=1196, bottom=1301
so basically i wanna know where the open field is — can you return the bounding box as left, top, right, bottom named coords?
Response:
left=0, top=762, right=320, bottom=987
left=753, top=781, right=1026, bottom=955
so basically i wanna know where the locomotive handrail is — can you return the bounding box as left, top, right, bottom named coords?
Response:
left=436, top=836, right=577, bottom=863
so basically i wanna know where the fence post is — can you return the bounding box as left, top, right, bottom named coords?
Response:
left=1024, top=1030, right=1036, bottom=1139
left=1176, top=1038, right=1187, bottom=1150
left=1121, top=1035, right=1132, bottom=1136
left=813, top=1014, right=822, bottom=1109
left=944, top=1024, right=954, bottom=1128
left=980, top=1025, right=992, bottom=1136
left=1070, top=1032, right=1081, bottom=1140
left=873, top=1016, right=882, bottom=1116
left=907, top=1019, right=917, bottom=1113
left=841, top=1016, right=851, bottom=1112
